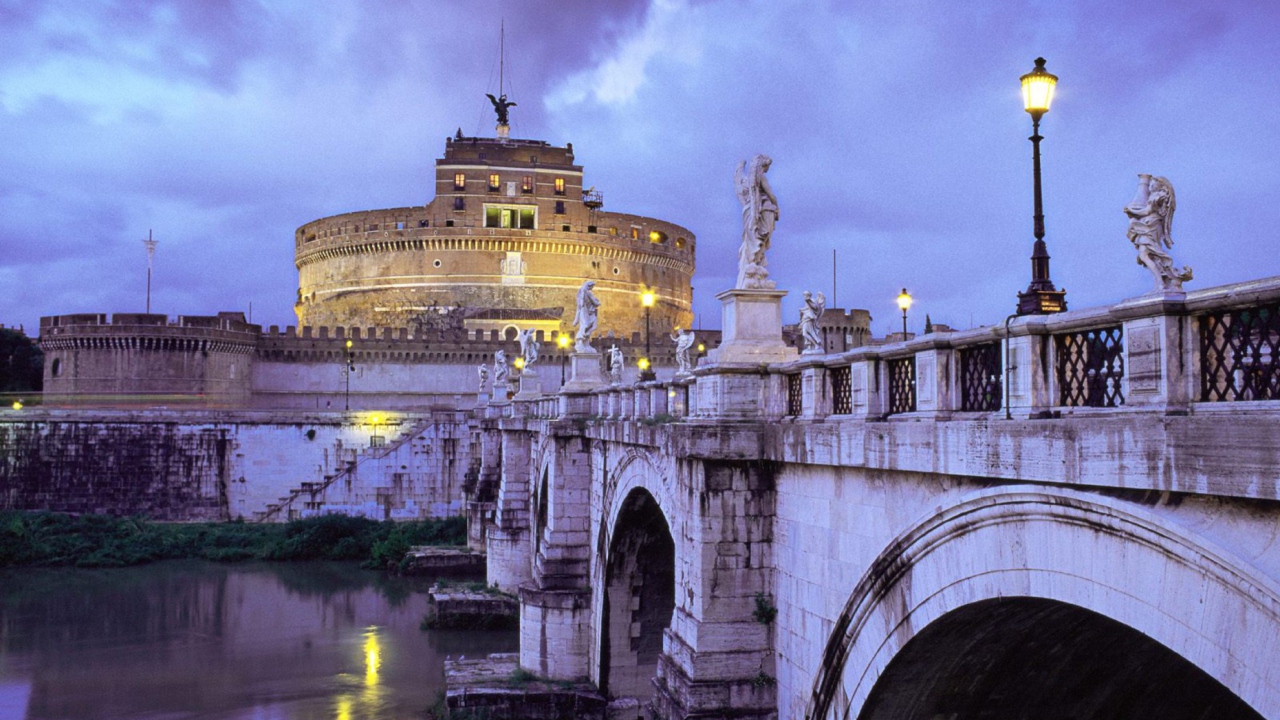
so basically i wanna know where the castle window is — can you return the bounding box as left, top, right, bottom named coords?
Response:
left=609, top=227, right=618, bottom=236
left=50, top=358, right=61, bottom=377
left=453, top=173, right=466, bottom=190
left=675, top=236, right=686, bottom=249
left=649, top=230, right=667, bottom=244
left=562, top=224, right=571, bottom=232
left=521, top=176, right=533, bottom=193
left=445, top=220, right=455, bottom=227
left=367, top=224, right=378, bottom=231
left=485, top=205, right=536, bottom=229
left=555, top=200, right=566, bottom=214
left=554, top=177, right=565, bottom=195
left=419, top=219, right=429, bottom=227
left=488, top=174, right=500, bottom=191
left=630, top=227, right=640, bottom=239
left=395, top=221, right=405, bottom=230
left=453, top=197, right=465, bottom=211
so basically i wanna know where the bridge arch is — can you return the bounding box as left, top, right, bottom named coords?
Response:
left=805, top=487, right=1280, bottom=720
left=598, top=450, right=676, bottom=701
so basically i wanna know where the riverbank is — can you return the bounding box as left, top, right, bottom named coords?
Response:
left=0, top=511, right=466, bottom=568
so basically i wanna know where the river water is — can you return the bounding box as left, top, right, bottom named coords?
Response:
left=0, top=561, right=517, bottom=720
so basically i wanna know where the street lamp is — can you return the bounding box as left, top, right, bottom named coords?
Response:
left=896, top=288, right=913, bottom=339
left=1016, top=57, right=1068, bottom=316
left=557, top=333, right=571, bottom=384
left=345, top=339, right=354, bottom=411
left=11, top=399, right=22, bottom=411
left=640, top=290, right=656, bottom=381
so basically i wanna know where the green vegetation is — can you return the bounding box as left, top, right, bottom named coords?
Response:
left=752, top=591, right=778, bottom=625
left=0, top=328, right=42, bottom=393
left=0, top=512, right=466, bottom=569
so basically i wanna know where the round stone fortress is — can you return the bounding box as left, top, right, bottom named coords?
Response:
left=295, top=133, right=695, bottom=338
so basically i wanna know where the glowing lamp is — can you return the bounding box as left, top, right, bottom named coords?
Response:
left=557, top=334, right=570, bottom=349
left=697, top=343, right=705, bottom=352
left=896, top=289, right=913, bottom=312
left=514, top=357, right=525, bottom=369
left=638, top=358, right=651, bottom=371
left=11, top=400, right=22, bottom=411
left=345, top=339, right=353, bottom=349
left=1020, top=57, right=1057, bottom=117
left=640, top=291, right=656, bottom=308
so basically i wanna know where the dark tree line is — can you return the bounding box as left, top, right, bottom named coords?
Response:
left=0, top=328, right=42, bottom=392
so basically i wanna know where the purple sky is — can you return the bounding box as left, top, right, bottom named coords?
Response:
left=3, top=0, right=1279, bottom=338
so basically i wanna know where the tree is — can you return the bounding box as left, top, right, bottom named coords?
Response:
left=0, top=329, right=43, bottom=392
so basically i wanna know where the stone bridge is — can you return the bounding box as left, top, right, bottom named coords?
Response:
left=466, top=277, right=1280, bottom=720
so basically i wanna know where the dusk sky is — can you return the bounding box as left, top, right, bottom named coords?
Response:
left=3, top=0, right=1278, bottom=338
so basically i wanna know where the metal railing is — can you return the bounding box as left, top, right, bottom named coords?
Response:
left=830, top=366, right=852, bottom=415
left=959, top=343, right=1002, bottom=412
left=786, top=374, right=802, bottom=416
left=1200, top=302, right=1280, bottom=402
left=1056, top=326, right=1124, bottom=408
left=887, top=358, right=916, bottom=415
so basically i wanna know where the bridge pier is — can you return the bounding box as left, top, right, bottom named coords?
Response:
left=486, top=425, right=533, bottom=591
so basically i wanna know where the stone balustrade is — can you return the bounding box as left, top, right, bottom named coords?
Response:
left=478, top=276, right=1280, bottom=426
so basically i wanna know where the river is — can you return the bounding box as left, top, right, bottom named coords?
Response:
left=0, top=561, right=517, bottom=719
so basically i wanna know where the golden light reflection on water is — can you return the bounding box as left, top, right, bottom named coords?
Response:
left=334, top=627, right=386, bottom=719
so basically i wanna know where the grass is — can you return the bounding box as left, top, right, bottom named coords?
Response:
left=0, top=511, right=467, bottom=569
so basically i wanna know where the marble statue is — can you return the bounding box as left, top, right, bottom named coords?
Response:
left=486, top=93, right=517, bottom=125
left=493, top=349, right=509, bottom=388
left=672, top=328, right=696, bottom=375
left=609, top=345, right=624, bottom=385
left=1125, top=174, right=1192, bottom=292
left=799, top=291, right=826, bottom=354
left=574, top=280, right=600, bottom=352
left=519, top=328, right=540, bottom=368
left=734, top=154, right=779, bottom=289
left=477, top=364, right=489, bottom=393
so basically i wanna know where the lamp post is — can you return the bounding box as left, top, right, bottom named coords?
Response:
left=640, top=290, right=656, bottom=381
left=896, top=288, right=913, bottom=339
left=345, top=339, right=354, bottom=411
left=1016, top=57, right=1068, bottom=315
left=557, top=333, right=570, bottom=384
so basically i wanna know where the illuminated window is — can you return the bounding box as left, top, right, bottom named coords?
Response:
left=485, top=206, right=536, bottom=229
left=649, top=231, right=667, bottom=244
left=554, top=177, right=565, bottom=195
left=453, top=173, right=466, bottom=190
left=675, top=236, right=686, bottom=249
left=630, top=227, right=640, bottom=239
left=521, top=176, right=533, bottom=193
left=488, top=174, right=500, bottom=191
left=555, top=200, right=565, bottom=214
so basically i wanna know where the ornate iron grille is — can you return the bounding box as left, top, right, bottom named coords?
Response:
left=1200, top=303, right=1280, bottom=401
left=830, top=366, right=853, bottom=414
left=786, top=373, right=802, bottom=416
left=960, top=343, right=1003, bottom=412
left=1056, top=326, right=1125, bottom=407
left=888, top=358, right=916, bottom=414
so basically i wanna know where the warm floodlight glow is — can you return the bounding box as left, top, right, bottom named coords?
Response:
left=557, top=334, right=570, bottom=349
left=11, top=400, right=22, bottom=411
left=697, top=343, right=705, bottom=352
left=896, top=288, right=913, bottom=312
left=638, top=358, right=651, bottom=371
left=364, top=629, right=382, bottom=686
left=514, top=357, right=525, bottom=369
left=345, top=339, right=353, bottom=349
left=640, top=290, right=656, bottom=308
left=1020, top=57, right=1057, bottom=115
left=668, top=390, right=676, bottom=398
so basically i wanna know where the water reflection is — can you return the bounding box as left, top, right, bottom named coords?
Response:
left=0, top=562, right=516, bottom=720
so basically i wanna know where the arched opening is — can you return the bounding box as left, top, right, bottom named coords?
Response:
left=858, top=597, right=1263, bottom=720
left=600, top=488, right=675, bottom=701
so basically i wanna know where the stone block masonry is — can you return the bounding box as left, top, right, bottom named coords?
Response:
left=0, top=408, right=479, bottom=522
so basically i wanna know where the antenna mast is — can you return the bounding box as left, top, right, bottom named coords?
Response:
left=499, top=20, right=505, bottom=97
left=143, top=230, right=158, bottom=314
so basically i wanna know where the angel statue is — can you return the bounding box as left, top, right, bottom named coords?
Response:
left=734, top=154, right=779, bottom=289
left=477, top=364, right=490, bottom=393
left=1125, top=174, right=1192, bottom=292
left=799, top=291, right=826, bottom=354
left=493, top=349, right=510, bottom=388
left=573, top=280, right=600, bottom=353
left=608, top=345, right=624, bottom=385
left=519, top=328, right=540, bottom=368
left=671, top=328, right=696, bottom=376
left=486, top=93, right=517, bottom=125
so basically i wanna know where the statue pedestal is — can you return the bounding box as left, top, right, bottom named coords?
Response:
left=705, top=288, right=797, bottom=366
left=561, top=352, right=605, bottom=393
left=515, top=370, right=542, bottom=399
